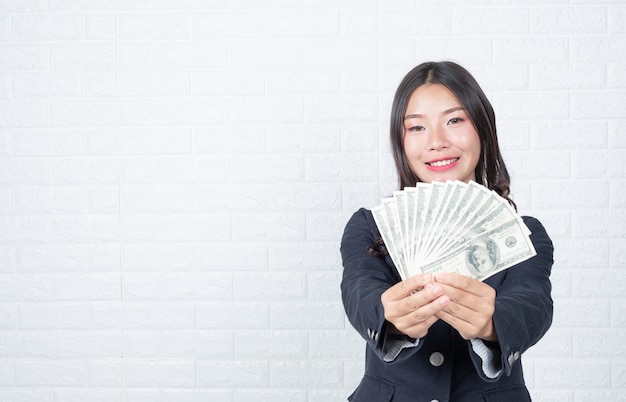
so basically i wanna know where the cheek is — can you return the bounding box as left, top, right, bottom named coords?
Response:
left=403, top=135, right=425, bottom=159
left=455, top=130, right=481, bottom=157
left=470, top=138, right=482, bottom=162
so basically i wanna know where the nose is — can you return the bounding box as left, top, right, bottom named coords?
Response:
left=427, top=126, right=449, bottom=151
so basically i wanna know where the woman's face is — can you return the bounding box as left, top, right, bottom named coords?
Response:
left=402, top=84, right=481, bottom=184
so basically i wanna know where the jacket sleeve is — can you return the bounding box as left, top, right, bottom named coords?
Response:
left=340, top=208, right=422, bottom=363
left=469, top=216, right=554, bottom=381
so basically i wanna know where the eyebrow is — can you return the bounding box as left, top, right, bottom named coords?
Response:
left=404, top=106, right=466, bottom=120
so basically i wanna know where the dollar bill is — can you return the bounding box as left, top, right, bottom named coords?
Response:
left=420, top=181, right=466, bottom=263
left=370, top=180, right=536, bottom=281
left=392, top=189, right=409, bottom=267
left=415, top=181, right=445, bottom=264
left=372, top=201, right=408, bottom=279
left=418, top=217, right=537, bottom=280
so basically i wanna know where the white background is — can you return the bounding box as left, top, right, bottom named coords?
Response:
left=0, top=0, right=625, bottom=401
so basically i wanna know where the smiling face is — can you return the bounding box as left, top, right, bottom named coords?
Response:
left=402, top=84, right=481, bottom=184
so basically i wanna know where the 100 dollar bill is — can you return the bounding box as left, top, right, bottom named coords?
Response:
left=371, top=180, right=536, bottom=281
left=416, top=217, right=537, bottom=281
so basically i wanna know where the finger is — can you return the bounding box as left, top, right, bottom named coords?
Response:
left=435, top=272, right=495, bottom=299
left=438, top=284, right=496, bottom=317
left=402, top=315, right=440, bottom=339
left=433, top=272, right=477, bottom=291
left=410, top=294, right=450, bottom=319
left=437, top=299, right=474, bottom=323
left=436, top=285, right=487, bottom=317
left=437, top=306, right=493, bottom=340
left=433, top=272, right=465, bottom=283
left=386, top=285, right=448, bottom=326
left=436, top=309, right=475, bottom=339
left=385, top=273, right=433, bottom=301
left=395, top=296, right=449, bottom=338
left=436, top=283, right=474, bottom=308
left=437, top=300, right=487, bottom=330
left=403, top=281, right=446, bottom=312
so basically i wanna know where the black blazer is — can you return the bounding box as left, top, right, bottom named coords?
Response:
left=340, top=208, right=554, bottom=402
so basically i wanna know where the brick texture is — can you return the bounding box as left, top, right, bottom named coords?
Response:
left=0, top=1, right=624, bottom=401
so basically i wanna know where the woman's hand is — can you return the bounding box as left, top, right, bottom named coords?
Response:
left=381, top=273, right=450, bottom=339
left=433, top=272, right=497, bottom=341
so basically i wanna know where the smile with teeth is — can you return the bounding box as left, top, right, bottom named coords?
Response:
left=428, top=158, right=459, bottom=167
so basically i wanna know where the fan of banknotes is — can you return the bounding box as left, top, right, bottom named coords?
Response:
left=371, top=180, right=536, bottom=281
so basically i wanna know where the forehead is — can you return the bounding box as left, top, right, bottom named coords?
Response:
left=404, top=84, right=466, bottom=120
left=406, top=84, right=461, bottom=110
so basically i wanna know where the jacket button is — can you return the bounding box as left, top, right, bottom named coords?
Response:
left=429, top=352, right=444, bottom=367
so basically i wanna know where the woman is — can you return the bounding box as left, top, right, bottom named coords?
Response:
left=340, top=61, right=553, bottom=401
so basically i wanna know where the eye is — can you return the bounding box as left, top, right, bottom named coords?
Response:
left=406, top=125, right=425, bottom=133
left=447, top=117, right=465, bottom=125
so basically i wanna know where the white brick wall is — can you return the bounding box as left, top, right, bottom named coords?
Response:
left=0, top=1, right=624, bottom=401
